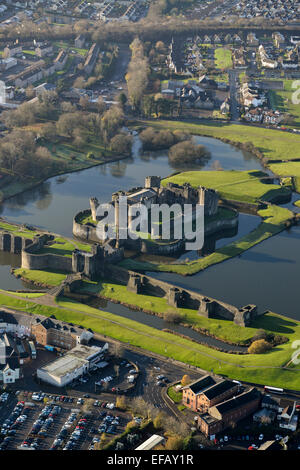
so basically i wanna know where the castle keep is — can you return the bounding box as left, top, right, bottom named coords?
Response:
left=90, top=176, right=219, bottom=223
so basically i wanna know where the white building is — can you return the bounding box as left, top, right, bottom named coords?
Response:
left=0, top=334, right=20, bottom=384
left=135, top=434, right=165, bottom=450
left=37, top=343, right=107, bottom=387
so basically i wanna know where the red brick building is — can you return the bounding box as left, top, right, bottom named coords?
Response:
left=182, top=375, right=239, bottom=413
left=182, top=375, right=216, bottom=411
left=197, top=388, right=261, bottom=437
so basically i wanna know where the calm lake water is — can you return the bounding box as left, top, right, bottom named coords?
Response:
left=0, top=134, right=299, bottom=322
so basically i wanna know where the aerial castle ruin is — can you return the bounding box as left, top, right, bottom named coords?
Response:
left=73, top=176, right=238, bottom=255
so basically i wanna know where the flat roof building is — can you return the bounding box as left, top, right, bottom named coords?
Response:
left=37, top=343, right=107, bottom=387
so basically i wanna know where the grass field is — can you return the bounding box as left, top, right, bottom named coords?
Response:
left=38, top=237, right=92, bottom=258
left=14, top=268, right=68, bottom=286
left=167, top=386, right=182, bottom=403
left=137, top=120, right=300, bottom=162
left=268, top=162, right=300, bottom=178
left=162, top=170, right=290, bottom=203
left=269, top=80, right=300, bottom=129
left=0, top=290, right=45, bottom=298
left=79, top=279, right=257, bottom=344
left=0, top=221, right=39, bottom=238
left=0, top=290, right=298, bottom=389
left=214, top=48, right=233, bottom=69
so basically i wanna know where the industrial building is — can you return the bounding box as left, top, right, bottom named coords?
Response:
left=36, top=343, right=108, bottom=387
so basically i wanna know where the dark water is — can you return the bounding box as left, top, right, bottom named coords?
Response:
left=0, top=252, right=41, bottom=291
left=149, top=222, right=300, bottom=321
left=90, top=298, right=246, bottom=352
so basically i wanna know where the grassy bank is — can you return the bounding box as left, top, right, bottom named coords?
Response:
left=120, top=205, right=293, bottom=275
left=0, top=220, right=39, bottom=239
left=268, top=79, right=300, bottom=129
left=137, top=120, right=300, bottom=162
left=79, top=279, right=257, bottom=344
left=13, top=268, right=68, bottom=287
left=0, top=290, right=298, bottom=389
left=268, top=161, right=300, bottom=178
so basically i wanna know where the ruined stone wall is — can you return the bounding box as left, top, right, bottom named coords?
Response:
left=0, top=232, right=34, bottom=254
left=104, top=266, right=257, bottom=327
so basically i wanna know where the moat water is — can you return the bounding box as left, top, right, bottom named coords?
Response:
left=0, top=135, right=299, bottom=322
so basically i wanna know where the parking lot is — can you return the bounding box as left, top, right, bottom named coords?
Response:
left=0, top=390, right=131, bottom=451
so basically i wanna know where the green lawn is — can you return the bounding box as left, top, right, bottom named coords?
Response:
left=137, top=120, right=300, bottom=162
left=0, top=291, right=298, bottom=389
left=14, top=268, right=68, bottom=286
left=167, top=386, right=182, bottom=403
left=0, top=290, right=45, bottom=298
left=38, top=237, right=91, bottom=258
left=0, top=221, right=39, bottom=238
left=162, top=170, right=290, bottom=203
left=268, top=162, right=300, bottom=178
left=214, top=48, right=233, bottom=70
left=269, top=80, right=300, bottom=129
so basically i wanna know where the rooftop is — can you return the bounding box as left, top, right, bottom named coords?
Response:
left=184, top=375, right=217, bottom=395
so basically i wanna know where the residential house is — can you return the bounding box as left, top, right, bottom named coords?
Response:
left=31, top=316, right=94, bottom=350
left=247, top=32, right=259, bottom=46
left=84, top=43, right=100, bottom=75
left=35, top=42, right=53, bottom=58
left=4, top=43, right=22, bottom=58
left=34, top=83, right=57, bottom=96
left=54, top=49, right=68, bottom=71
left=0, top=333, right=22, bottom=384
left=220, top=99, right=230, bottom=115
left=259, top=45, right=278, bottom=69
left=278, top=403, right=298, bottom=431
left=261, top=394, right=283, bottom=412
left=75, top=34, right=86, bottom=49
left=273, top=32, right=285, bottom=49
left=194, top=379, right=239, bottom=413
left=244, top=108, right=263, bottom=123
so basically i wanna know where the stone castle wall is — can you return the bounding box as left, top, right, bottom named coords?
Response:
left=0, top=231, right=34, bottom=254
left=21, top=234, right=73, bottom=272
left=105, top=265, right=257, bottom=327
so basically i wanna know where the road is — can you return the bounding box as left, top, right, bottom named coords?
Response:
left=228, top=69, right=240, bottom=122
